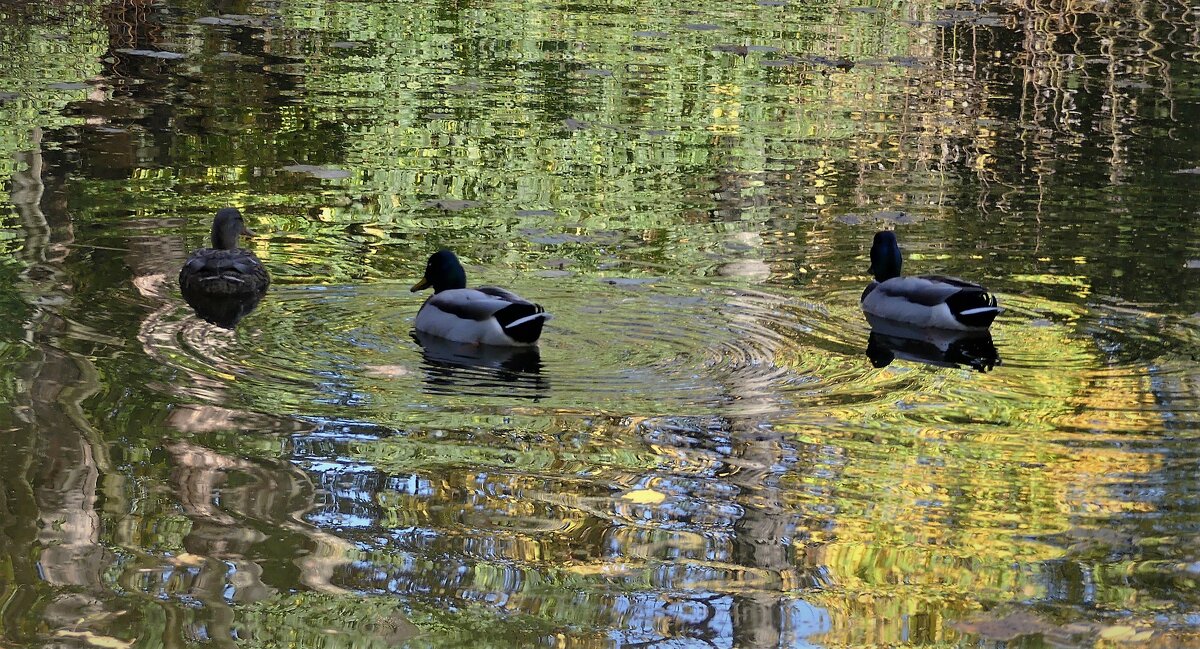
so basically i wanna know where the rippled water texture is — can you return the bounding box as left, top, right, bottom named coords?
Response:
left=2, top=0, right=1200, bottom=647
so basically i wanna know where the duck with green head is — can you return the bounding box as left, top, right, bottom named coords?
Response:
left=178, top=207, right=270, bottom=298
left=411, top=250, right=551, bottom=346
left=861, top=230, right=1001, bottom=331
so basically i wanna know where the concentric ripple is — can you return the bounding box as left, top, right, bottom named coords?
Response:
left=137, top=277, right=900, bottom=421
left=139, top=273, right=1198, bottom=434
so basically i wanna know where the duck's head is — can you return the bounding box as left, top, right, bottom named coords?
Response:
left=868, top=230, right=903, bottom=282
left=211, top=208, right=255, bottom=250
left=411, top=250, right=467, bottom=293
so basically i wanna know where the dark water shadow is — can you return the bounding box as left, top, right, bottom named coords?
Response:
left=412, top=330, right=549, bottom=400
left=864, top=314, right=1000, bottom=372
left=181, top=287, right=266, bottom=329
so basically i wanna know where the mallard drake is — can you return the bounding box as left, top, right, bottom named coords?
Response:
left=861, top=230, right=1001, bottom=331
left=179, top=208, right=270, bottom=297
left=410, top=250, right=551, bottom=346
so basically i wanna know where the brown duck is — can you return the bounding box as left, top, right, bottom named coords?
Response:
left=178, top=208, right=270, bottom=298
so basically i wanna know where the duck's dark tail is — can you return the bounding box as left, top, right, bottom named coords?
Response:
left=494, top=303, right=552, bottom=344
left=948, top=289, right=1002, bottom=329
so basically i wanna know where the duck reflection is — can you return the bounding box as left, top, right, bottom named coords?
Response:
left=412, top=330, right=549, bottom=399
left=865, top=314, right=1000, bottom=372
left=181, top=288, right=264, bottom=329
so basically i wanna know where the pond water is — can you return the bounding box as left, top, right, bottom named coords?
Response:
left=2, top=0, right=1199, bottom=647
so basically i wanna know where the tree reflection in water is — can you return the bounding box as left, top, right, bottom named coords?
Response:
left=2, top=0, right=1200, bottom=645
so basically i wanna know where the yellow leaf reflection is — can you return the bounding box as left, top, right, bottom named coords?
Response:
left=53, top=631, right=134, bottom=649
left=621, top=489, right=667, bottom=505
left=562, top=562, right=635, bottom=577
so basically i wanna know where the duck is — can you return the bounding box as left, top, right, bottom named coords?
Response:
left=410, top=250, right=551, bottom=346
left=178, top=207, right=270, bottom=298
left=861, top=230, right=1001, bottom=331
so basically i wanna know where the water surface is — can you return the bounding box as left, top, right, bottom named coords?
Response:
left=2, top=0, right=1199, bottom=646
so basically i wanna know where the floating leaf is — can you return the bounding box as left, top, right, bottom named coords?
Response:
left=364, top=365, right=413, bottom=378
left=515, top=209, right=558, bottom=217
left=873, top=209, right=913, bottom=223
left=528, top=234, right=584, bottom=245
left=889, top=55, right=926, bottom=68
left=53, top=631, right=134, bottom=649
left=761, top=57, right=800, bottom=67
left=563, top=117, right=589, bottom=131
left=282, top=164, right=353, bottom=179
left=713, top=44, right=750, bottom=56
left=194, top=16, right=240, bottom=26
left=172, top=552, right=207, bottom=566
left=116, top=48, right=186, bottom=60
left=602, top=277, right=661, bottom=287
left=563, top=562, right=632, bottom=576
left=422, top=199, right=479, bottom=211
left=953, top=611, right=1051, bottom=641
left=622, top=489, right=666, bottom=504
left=1098, top=625, right=1137, bottom=641
left=193, top=14, right=272, bottom=27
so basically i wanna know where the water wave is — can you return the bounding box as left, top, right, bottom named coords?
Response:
left=139, top=275, right=1197, bottom=435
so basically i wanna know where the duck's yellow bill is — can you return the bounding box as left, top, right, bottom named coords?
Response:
left=410, top=277, right=430, bottom=291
